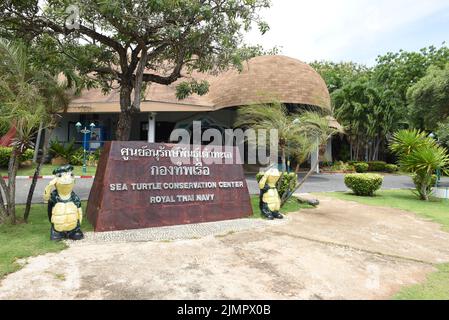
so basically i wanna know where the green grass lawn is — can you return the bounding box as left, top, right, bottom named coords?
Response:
left=0, top=164, right=97, bottom=176
left=0, top=202, right=92, bottom=278
left=322, top=189, right=449, bottom=231
left=250, top=195, right=313, bottom=219
left=321, top=189, right=449, bottom=300
left=393, top=263, right=449, bottom=300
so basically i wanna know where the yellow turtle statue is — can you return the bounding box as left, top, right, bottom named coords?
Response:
left=43, top=165, right=84, bottom=241
left=258, top=167, right=284, bottom=220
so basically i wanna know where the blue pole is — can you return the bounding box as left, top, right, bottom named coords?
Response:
left=83, top=127, right=87, bottom=174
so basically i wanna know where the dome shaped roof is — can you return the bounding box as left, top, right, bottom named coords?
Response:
left=208, top=55, right=331, bottom=111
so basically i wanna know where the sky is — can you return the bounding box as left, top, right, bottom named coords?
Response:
left=244, top=0, right=449, bottom=66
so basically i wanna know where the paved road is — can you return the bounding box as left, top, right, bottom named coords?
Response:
left=12, top=173, right=449, bottom=204
left=246, top=173, right=424, bottom=194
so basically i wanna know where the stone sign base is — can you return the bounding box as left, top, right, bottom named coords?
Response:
left=87, top=142, right=253, bottom=232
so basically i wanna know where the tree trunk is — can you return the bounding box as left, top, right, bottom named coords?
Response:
left=24, top=127, right=52, bottom=222
left=374, top=137, right=381, bottom=161
left=420, top=183, right=429, bottom=201
left=132, top=47, right=148, bottom=113
left=0, top=178, right=7, bottom=221
left=281, top=158, right=319, bottom=207
left=295, top=163, right=300, bottom=173
left=349, top=142, right=353, bottom=161
left=0, top=167, right=10, bottom=221
left=116, top=85, right=133, bottom=141
left=6, top=148, right=19, bottom=224
left=281, top=147, right=286, bottom=172
left=33, top=121, right=43, bottom=163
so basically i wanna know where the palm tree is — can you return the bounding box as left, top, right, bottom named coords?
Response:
left=389, top=129, right=449, bottom=200
left=389, top=129, right=436, bottom=156
left=235, top=100, right=339, bottom=206
left=235, top=101, right=298, bottom=170
left=401, top=145, right=449, bottom=200
left=283, top=112, right=340, bottom=205
left=23, top=76, right=71, bottom=222
left=0, top=39, right=45, bottom=223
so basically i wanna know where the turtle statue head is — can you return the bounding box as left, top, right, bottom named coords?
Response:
left=52, top=165, right=75, bottom=198
left=264, top=165, right=281, bottom=185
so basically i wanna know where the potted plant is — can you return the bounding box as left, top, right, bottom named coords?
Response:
left=49, top=139, right=75, bottom=165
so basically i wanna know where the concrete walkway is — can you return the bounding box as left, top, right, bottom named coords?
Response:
left=1, top=195, right=448, bottom=300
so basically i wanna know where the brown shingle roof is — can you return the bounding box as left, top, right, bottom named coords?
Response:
left=68, top=55, right=331, bottom=113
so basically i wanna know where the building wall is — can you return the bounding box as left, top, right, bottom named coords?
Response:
left=51, top=113, right=119, bottom=146
left=51, top=113, right=80, bottom=143
left=51, top=110, right=334, bottom=168
left=52, top=109, right=236, bottom=143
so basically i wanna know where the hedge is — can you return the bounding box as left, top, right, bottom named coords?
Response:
left=0, top=147, right=34, bottom=168
left=385, top=164, right=399, bottom=173
left=344, top=173, right=383, bottom=196
left=367, top=161, right=387, bottom=172
left=354, top=162, right=369, bottom=173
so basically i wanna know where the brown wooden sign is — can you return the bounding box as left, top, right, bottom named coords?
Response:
left=86, top=141, right=253, bottom=232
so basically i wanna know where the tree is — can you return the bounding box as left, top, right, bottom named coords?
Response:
left=282, top=112, right=339, bottom=205
left=332, top=77, right=402, bottom=161
left=235, top=101, right=302, bottom=171
left=436, top=117, right=449, bottom=148
left=312, top=45, right=449, bottom=163
left=310, top=61, right=369, bottom=94
left=1, top=0, right=271, bottom=140
left=0, top=39, right=45, bottom=224
left=235, top=101, right=338, bottom=206
left=389, top=129, right=449, bottom=201
left=407, top=65, right=449, bottom=130
left=23, top=77, right=71, bottom=222
left=373, top=44, right=449, bottom=126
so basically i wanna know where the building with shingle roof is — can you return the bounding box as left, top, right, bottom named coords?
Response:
left=51, top=55, right=337, bottom=169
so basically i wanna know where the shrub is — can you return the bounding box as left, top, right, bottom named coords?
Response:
left=385, top=164, right=399, bottom=173
left=0, top=147, right=11, bottom=167
left=49, top=139, right=76, bottom=159
left=0, top=147, right=34, bottom=167
left=354, top=162, right=369, bottom=173
left=278, top=172, right=298, bottom=198
left=321, top=161, right=334, bottom=167
left=256, top=171, right=297, bottom=198
left=367, top=161, right=386, bottom=172
left=69, top=148, right=102, bottom=166
left=93, top=147, right=102, bottom=160
left=70, top=148, right=84, bottom=166
left=20, top=149, right=34, bottom=162
left=331, top=161, right=355, bottom=172
left=344, top=173, right=383, bottom=196
left=0, top=123, right=9, bottom=137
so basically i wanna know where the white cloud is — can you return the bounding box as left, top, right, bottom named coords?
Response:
left=245, top=0, right=449, bottom=65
